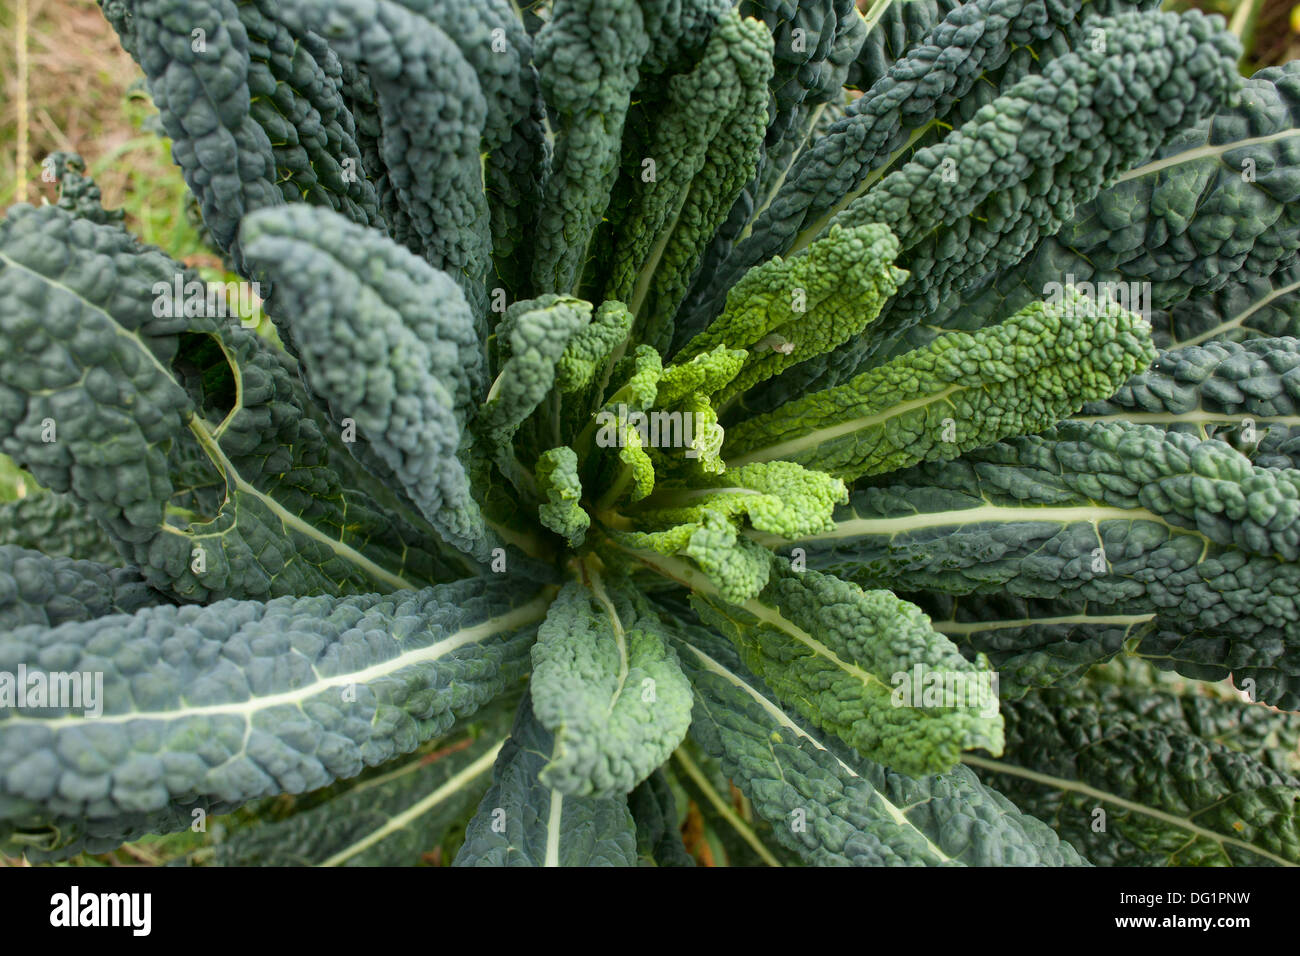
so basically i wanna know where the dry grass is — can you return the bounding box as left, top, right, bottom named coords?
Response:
left=3, top=0, right=145, bottom=202
left=4, top=0, right=1293, bottom=236
left=0, top=0, right=214, bottom=514
left=1250, top=0, right=1300, bottom=70
left=0, top=0, right=204, bottom=254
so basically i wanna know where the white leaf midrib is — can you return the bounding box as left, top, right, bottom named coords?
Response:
left=3, top=594, right=552, bottom=728
left=320, top=740, right=504, bottom=867
left=731, top=384, right=960, bottom=466
left=1115, top=128, right=1300, bottom=183
left=619, top=549, right=885, bottom=693
left=933, top=612, right=1156, bottom=635
left=756, top=504, right=1203, bottom=547
left=544, top=787, right=564, bottom=867
left=963, top=753, right=1297, bottom=867
left=683, top=641, right=953, bottom=864
left=0, top=252, right=415, bottom=592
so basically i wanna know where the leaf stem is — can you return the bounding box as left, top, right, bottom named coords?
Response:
left=673, top=748, right=782, bottom=867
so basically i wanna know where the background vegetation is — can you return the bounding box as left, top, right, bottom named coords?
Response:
left=0, top=0, right=1294, bottom=866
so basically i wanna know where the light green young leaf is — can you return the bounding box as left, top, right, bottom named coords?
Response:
left=669, top=617, right=1086, bottom=865
left=481, top=294, right=593, bottom=489
left=587, top=345, right=666, bottom=507
left=656, top=345, right=748, bottom=407
left=725, top=287, right=1156, bottom=480
left=535, top=447, right=590, bottom=547
left=631, top=460, right=847, bottom=538
left=529, top=578, right=693, bottom=797
left=627, top=552, right=1004, bottom=774
left=555, top=301, right=634, bottom=397
left=607, top=460, right=844, bottom=603
left=609, top=509, right=775, bottom=605
left=677, top=224, right=906, bottom=407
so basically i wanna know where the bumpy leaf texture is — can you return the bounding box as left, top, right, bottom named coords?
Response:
left=0, top=577, right=550, bottom=859
left=670, top=617, right=1086, bottom=865
left=454, top=695, right=639, bottom=866
left=973, top=680, right=1300, bottom=865
left=4, top=0, right=1290, bottom=870
left=0, top=206, right=475, bottom=602
left=787, top=422, right=1300, bottom=706
left=201, top=713, right=512, bottom=866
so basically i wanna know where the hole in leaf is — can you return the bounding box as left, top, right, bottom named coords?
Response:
left=171, top=332, right=238, bottom=424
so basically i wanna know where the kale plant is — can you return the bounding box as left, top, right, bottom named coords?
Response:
left=1, top=0, right=1299, bottom=867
